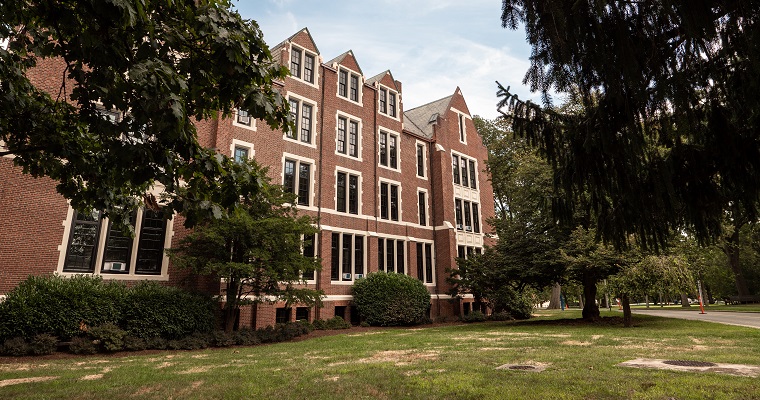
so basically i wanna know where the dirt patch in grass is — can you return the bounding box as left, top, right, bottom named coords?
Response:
left=0, top=376, right=58, bottom=387
left=329, top=349, right=440, bottom=367
left=619, top=358, right=760, bottom=377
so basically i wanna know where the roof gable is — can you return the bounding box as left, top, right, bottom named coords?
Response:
left=403, top=94, right=454, bottom=139
left=326, top=50, right=363, bottom=76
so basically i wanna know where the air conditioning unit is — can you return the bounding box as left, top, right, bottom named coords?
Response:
left=355, top=274, right=364, bottom=279
left=103, top=262, right=125, bottom=272
left=342, top=273, right=352, bottom=280
left=456, top=224, right=463, bottom=230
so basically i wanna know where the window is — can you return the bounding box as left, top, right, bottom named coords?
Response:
left=455, top=199, right=463, bottom=230
left=283, top=158, right=311, bottom=206
left=464, top=200, right=472, bottom=232
left=288, top=97, right=315, bottom=144
left=337, top=116, right=360, bottom=158
left=234, top=146, right=249, bottom=163
left=63, top=209, right=168, bottom=276
left=296, top=307, right=310, bottom=321
left=389, top=92, right=397, bottom=117
left=418, top=191, right=427, bottom=226
left=380, top=182, right=399, bottom=221
left=336, top=171, right=359, bottom=215
left=339, top=70, right=348, bottom=97
left=379, top=88, right=387, bottom=114
left=472, top=203, right=480, bottom=233
left=379, top=131, right=398, bottom=169
left=378, top=238, right=405, bottom=274
left=461, top=157, right=469, bottom=187
left=416, top=243, right=434, bottom=284
left=302, top=233, right=316, bottom=281
left=452, top=155, right=460, bottom=184
left=331, top=232, right=365, bottom=281
left=469, top=160, right=477, bottom=189
left=236, top=109, right=251, bottom=126
left=350, top=74, right=359, bottom=102
left=458, top=245, right=466, bottom=259
left=459, top=113, right=466, bottom=142
left=290, top=48, right=302, bottom=78
left=276, top=308, right=291, bottom=324
left=304, top=54, right=315, bottom=83
left=416, top=144, right=425, bottom=177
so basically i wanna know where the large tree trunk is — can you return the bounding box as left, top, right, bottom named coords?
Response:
left=547, top=283, right=562, bottom=309
left=724, top=224, right=751, bottom=296
left=582, top=278, right=600, bottom=321
left=622, top=294, right=632, bottom=327
left=680, top=293, right=691, bottom=308
left=224, top=279, right=240, bottom=333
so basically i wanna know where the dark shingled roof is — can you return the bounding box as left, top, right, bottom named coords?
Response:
left=403, top=94, right=453, bottom=139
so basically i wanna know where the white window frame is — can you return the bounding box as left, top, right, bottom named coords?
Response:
left=289, top=43, right=319, bottom=88
left=56, top=204, right=173, bottom=281
left=378, top=177, right=402, bottom=222
left=336, top=66, right=363, bottom=106
left=301, top=232, right=319, bottom=283
left=451, top=108, right=470, bottom=144
left=378, top=127, right=401, bottom=172
left=334, top=111, right=363, bottom=161
left=417, top=187, right=430, bottom=226
left=415, top=240, right=436, bottom=286
left=232, top=108, right=256, bottom=131
left=285, top=92, right=318, bottom=148
left=451, top=150, right=480, bottom=192
left=334, top=166, right=363, bottom=216
left=378, top=84, right=400, bottom=121
left=281, top=153, right=317, bottom=211
left=230, top=139, right=254, bottom=162
left=330, top=232, right=366, bottom=285
left=377, top=237, right=408, bottom=275
left=415, top=140, right=428, bottom=180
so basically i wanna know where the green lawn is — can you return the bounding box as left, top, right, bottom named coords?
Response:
left=2, top=310, right=760, bottom=400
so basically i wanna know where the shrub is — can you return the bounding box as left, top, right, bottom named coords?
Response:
left=88, top=323, right=127, bottom=352
left=179, top=332, right=210, bottom=350
left=312, top=316, right=351, bottom=330
left=120, top=282, right=216, bottom=340
left=69, top=337, right=97, bottom=355
left=257, top=326, right=278, bottom=343
left=489, top=311, right=513, bottom=321
left=0, top=275, right=125, bottom=341
left=123, top=336, right=148, bottom=351
left=352, top=272, right=431, bottom=326
left=461, top=310, right=486, bottom=323
left=359, top=321, right=370, bottom=328
left=298, top=319, right=315, bottom=333
left=233, top=328, right=261, bottom=346
left=30, top=334, right=58, bottom=355
left=146, top=337, right=168, bottom=350
left=2, top=337, right=30, bottom=356
left=210, top=331, right=236, bottom=347
left=490, top=287, right=534, bottom=320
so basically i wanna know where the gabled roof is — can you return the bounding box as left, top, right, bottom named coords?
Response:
left=325, top=50, right=364, bottom=76
left=271, top=27, right=321, bottom=55
left=403, top=94, right=454, bottom=139
left=365, top=70, right=400, bottom=92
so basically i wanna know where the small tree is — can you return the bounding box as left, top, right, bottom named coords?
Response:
left=169, top=159, right=322, bottom=332
left=352, top=272, right=431, bottom=326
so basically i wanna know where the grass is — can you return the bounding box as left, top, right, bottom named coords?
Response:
left=2, top=310, right=760, bottom=399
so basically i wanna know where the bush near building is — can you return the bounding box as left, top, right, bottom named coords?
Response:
left=352, top=272, right=431, bottom=326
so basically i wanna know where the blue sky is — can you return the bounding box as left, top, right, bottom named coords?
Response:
left=235, top=0, right=537, bottom=119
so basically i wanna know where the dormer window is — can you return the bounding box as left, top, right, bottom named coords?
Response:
left=338, top=68, right=361, bottom=102
left=379, top=87, right=398, bottom=118
left=290, top=46, right=317, bottom=84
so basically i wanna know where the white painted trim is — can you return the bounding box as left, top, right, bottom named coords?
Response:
left=285, top=92, right=319, bottom=148
left=281, top=152, right=317, bottom=210
left=417, top=187, right=430, bottom=227
left=377, top=126, right=402, bottom=173
left=231, top=109, right=257, bottom=131
left=378, top=177, right=403, bottom=222
left=334, top=111, right=363, bottom=161
left=333, top=165, right=364, bottom=216
left=415, top=140, right=428, bottom=180
left=230, top=139, right=255, bottom=160
left=288, top=43, right=320, bottom=89
left=336, top=64, right=364, bottom=106
left=378, top=82, right=401, bottom=121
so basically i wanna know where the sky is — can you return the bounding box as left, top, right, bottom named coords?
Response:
left=235, top=0, right=537, bottom=119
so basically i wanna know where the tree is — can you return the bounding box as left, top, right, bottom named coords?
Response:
left=168, top=159, right=322, bottom=332
left=498, top=1, right=760, bottom=250
left=0, top=0, right=290, bottom=230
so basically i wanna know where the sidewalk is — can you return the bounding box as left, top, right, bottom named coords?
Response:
left=630, top=308, right=760, bottom=329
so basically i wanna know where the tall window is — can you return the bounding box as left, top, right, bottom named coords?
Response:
left=455, top=199, right=463, bottom=230
left=380, top=183, right=399, bottom=221
left=379, top=131, right=398, bottom=169
left=379, top=89, right=387, bottom=114
left=63, top=209, right=167, bottom=275
left=348, top=120, right=358, bottom=157
left=290, top=48, right=302, bottom=78
left=461, top=157, right=469, bottom=188
left=336, top=171, right=360, bottom=214
left=339, top=70, right=348, bottom=97
left=288, top=98, right=314, bottom=144
left=337, top=117, right=347, bottom=154
left=464, top=200, right=472, bottom=231
left=304, top=53, right=315, bottom=83
left=416, top=144, right=425, bottom=177
left=418, top=191, right=426, bottom=226
left=452, top=155, right=460, bottom=184
left=416, top=243, right=434, bottom=284
left=389, top=92, right=397, bottom=117
left=348, top=174, right=359, bottom=214
left=350, top=74, right=359, bottom=101
left=469, top=160, right=477, bottom=189
left=302, top=233, right=316, bottom=281
left=459, top=113, right=465, bottom=142
left=283, top=159, right=311, bottom=206
left=378, top=238, right=404, bottom=274
left=331, top=233, right=364, bottom=281
left=472, top=203, right=480, bottom=233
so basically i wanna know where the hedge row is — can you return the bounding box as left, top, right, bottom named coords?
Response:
left=0, top=275, right=216, bottom=341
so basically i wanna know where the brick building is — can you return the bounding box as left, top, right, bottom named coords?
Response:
left=0, top=28, right=495, bottom=327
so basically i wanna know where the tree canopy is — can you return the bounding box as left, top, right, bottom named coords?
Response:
left=0, top=0, right=289, bottom=229
left=498, top=1, right=760, bottom=249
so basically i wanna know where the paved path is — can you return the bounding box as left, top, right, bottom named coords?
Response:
left=630, top=308, right=760, bottom=329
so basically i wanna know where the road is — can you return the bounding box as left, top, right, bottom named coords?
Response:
left=630, top=308, right=760, bottom=329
